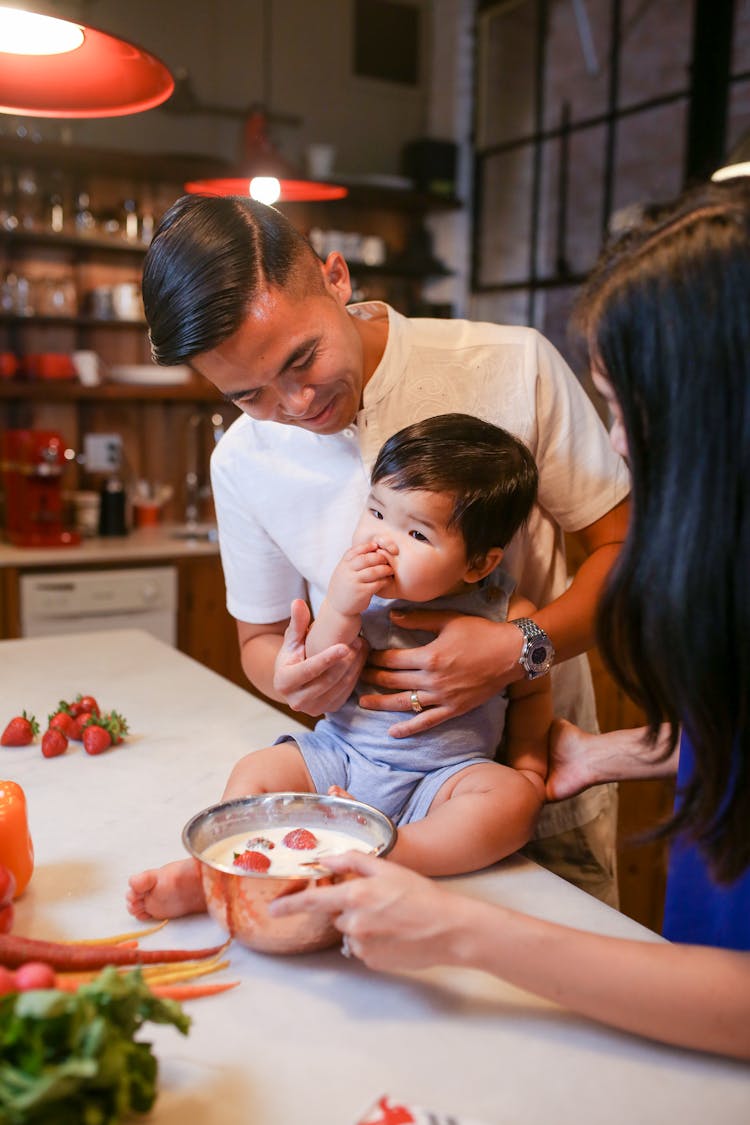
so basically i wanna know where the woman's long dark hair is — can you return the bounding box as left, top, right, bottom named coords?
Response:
left=575, top=179, right=750, bottom=883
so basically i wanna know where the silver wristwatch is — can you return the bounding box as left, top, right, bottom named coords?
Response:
left=511, top=618, right=555, bottom=680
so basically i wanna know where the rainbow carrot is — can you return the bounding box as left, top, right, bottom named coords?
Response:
left=0, top=932, right=228, bottom=971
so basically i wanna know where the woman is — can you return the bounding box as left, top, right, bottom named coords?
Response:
left=269, top=179, right=750, bottom=1060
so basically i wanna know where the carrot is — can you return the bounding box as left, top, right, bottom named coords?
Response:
left=54, top=972, right=240, bottom=1000
left=57, top=920, right=169, bottom=946
left=54, top=955, right=230, bottom=990
left=140, top=958, right=230, bottom=986
left=0, top=932, right=228, bottom=971
left=148, top=980, right=240, bottom=1000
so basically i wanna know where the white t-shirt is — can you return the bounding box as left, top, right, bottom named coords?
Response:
left=211, top=303, right=631, bottom=835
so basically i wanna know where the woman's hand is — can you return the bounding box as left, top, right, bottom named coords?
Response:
left=268, top=851, right=469, bottom=972
left=358, top=611, right=524, bottom=737
left=273, top=599, right=367, bottom=716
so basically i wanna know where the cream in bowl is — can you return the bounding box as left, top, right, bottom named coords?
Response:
left=182, top=792, right=396, bottom=954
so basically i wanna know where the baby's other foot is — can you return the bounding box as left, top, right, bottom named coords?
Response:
left=126, top=859, right=206, bottom=920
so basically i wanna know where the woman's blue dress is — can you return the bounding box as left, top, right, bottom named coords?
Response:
left=662, top=731, right=750, bottom=950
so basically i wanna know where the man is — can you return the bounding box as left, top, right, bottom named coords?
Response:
left=143, top=194, right=630, bottom=903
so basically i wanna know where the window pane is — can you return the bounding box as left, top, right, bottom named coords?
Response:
left=618, top=0, right=694, bottom=108
left=476, top=147, right=535, bottom=286
left=535, top=285, right=589, bottom=373
left=477, top=1, right=540, bottom=148
left=536, top=124, right=608, bottom=277
left=727, top=79, right=750, bottom=151
left=732, top=0, right=750, bottom=72
left=612, top=100, right=688, bottom=216
left=543, top=0, right=613, bottom=129
left=469, top=289, right=531, bottom=327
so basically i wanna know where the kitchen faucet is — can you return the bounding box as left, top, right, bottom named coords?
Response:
left=184, top=410, right=225, bottom=527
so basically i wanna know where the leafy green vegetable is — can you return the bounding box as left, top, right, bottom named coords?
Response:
left=0, top=967, right=190, bottom=1124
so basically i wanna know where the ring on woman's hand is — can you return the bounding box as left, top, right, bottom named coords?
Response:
left=409, top=689, right=423, bottom=714
left=341, top=935, right=353, bottom=958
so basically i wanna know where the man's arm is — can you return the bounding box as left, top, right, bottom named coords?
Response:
left=532, top=497, right=629, bottom=662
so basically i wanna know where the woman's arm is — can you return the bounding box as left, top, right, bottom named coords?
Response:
left=269, top=853, right=750, bottom=1061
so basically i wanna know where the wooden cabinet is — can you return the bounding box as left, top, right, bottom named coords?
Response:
left=589, top=647, right=674, bottom=934
left=0, top=552, right=242, bottom=688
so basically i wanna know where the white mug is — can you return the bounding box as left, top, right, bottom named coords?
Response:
left=72, top=350, right=101, bottom=386
left=111, top=282, right=143, bottom=321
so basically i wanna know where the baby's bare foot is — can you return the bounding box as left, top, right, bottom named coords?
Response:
left=126, top=859, right=206, bottom=920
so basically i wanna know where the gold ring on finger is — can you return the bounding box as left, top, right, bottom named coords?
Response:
left=410, top=689, right=423, bottom=714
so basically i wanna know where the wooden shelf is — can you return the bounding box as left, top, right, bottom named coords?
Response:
left=0, top=379, right=222, bottom=403
left=0, top=314, right=147, bottom=330
left=0, top=229, right=148, bottom=257
left=0, top=136, right=229, bottom=184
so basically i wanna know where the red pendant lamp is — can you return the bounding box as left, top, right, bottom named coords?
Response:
left=181, top=0, right=344, bottom=206
left=184, top=109, right=347, bottom=204
left=0, top=3, right=174, bottom=118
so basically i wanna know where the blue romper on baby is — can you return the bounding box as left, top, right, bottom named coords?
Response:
left=277, top=566, right=515, bottom=826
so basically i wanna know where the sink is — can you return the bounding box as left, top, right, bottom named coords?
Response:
left=168, top=523, right=219, bottom=542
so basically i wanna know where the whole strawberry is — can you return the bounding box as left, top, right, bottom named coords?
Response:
left=282, top=828, right=319, bottom=850
left=102, top=710, right=128, bottom=744
left=77, top=694, right=100, bottom=717
left=68, top=711, right=95, bottom=741
left=41, top=728, right=68, bottom=759
left=48, top=708, right=76, bottom=738
left=1, top=712, right=38, bottom=747
left=233, top=849, right=271, bottom=873
left=82, top=722, right=112, bottom=756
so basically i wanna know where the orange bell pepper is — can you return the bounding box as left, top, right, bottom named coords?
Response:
left=0, top=780, right=34, bottom=897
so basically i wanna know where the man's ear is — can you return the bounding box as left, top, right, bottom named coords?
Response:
left=464, top=546, right=504, bottom=584
left=321, top=251, right=352, bottom=305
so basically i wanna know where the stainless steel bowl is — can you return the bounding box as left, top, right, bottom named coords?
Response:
left=182, top=792, right=396, bottom=955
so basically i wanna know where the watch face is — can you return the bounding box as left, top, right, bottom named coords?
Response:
left=523, top=637, right=554, bottom=677
left=530, top=643, right=550, bottom=667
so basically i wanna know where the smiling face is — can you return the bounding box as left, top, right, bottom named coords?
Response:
left=352, top=483, right=502, bottom=603
left=191, top=254, right=369, bottom=434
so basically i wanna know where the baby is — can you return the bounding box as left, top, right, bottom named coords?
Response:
left=127, top=414, right=551, bottom=920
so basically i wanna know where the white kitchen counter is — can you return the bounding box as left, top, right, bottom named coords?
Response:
left=0, top=629, right=747, bottom=1124
left=0, top=525, right=220, bottom=568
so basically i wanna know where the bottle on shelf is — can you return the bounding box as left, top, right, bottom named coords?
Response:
left=122, top=198, right=139, bottom=241
left=74, top=189, right=95, bottom=236
left=16, top=167, right=40, bottom=231
left=46, top=170, right=66, bottom=234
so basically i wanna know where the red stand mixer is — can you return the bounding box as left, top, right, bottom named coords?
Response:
left=1, top=430, right=80, bottom=547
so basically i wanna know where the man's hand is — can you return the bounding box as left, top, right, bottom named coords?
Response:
left=358, top=609, right=525, bottom=737
left=327, top=541, right=394, bottom=617
left=273, top=599, right=367, bottom=716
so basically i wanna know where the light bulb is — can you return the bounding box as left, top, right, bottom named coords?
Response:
left=0, top=7, right=85, bottom=56
left=250, top=177, right=281, bottom=205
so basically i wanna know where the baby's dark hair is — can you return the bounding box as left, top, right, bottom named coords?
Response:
left=371, top=414, right=538, bottom=565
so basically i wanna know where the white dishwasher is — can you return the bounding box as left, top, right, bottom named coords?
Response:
left=19, top=566, right=178, bottom=645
